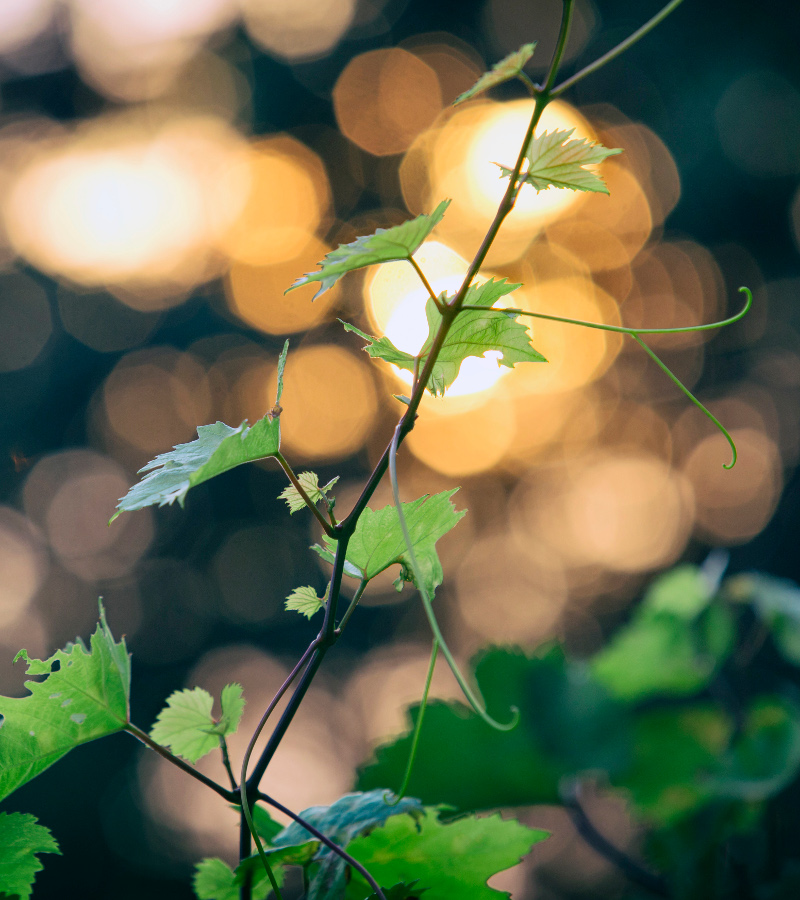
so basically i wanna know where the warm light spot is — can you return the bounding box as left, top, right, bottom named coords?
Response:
left=334, top=49, right=443, bottom=157
left=364, top=240, right=515, bottom=398
left=683, top=428, right=782, bottom=544
left=4, top=116, right=249, bottom=296
left=406, top=390, right=516, bottom=476
left=23, top=450, right=153, bottom=581
left=410, top=42, right=484, bottom=106
left=102, top=348, right=211, bottom=454
left=563, top=454, right=693, bottom=572
left=226, top=235, right=339, bottom=334
left=217, top=136, right=331, bottom=266
left=277, top=345, right=378, bottom=461
left=0, top=0, right=54, bottom=56
left=242, top=0, right=357, bottom=61
left=412, top=99, right=598, bottom=264
left=0, top=508, right=48, bottom=628
left=509, top=277, right=623, bottom=395
left=455, top=533, right=567, bottom=643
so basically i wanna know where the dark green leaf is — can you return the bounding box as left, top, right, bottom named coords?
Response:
left=454, top=43, right=537, bottom=105
left=252, top=805, right=283, bottom=845
left=347, top=809, right=547, bottom=900
left=312, top=490, right=466, bottom=598
left=0, top=603, right=130, bottom=801
left=263, top=791, right=423, bottom=900
left=498, top=128, right=622, bottom=194
left=194, top=858, right=240, bottom=900
left=0, top=812, right=60, bottom=900
left=343, top=279, right=545, bottom=397
left=287, top=201, right=450, bottom=299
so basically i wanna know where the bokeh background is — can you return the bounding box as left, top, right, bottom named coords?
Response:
left=1, top=0, right=798, bottom=896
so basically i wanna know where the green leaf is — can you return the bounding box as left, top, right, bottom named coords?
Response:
left=0, top=603, right=130, bottom=801
left=111, top=417, right=281, bottom=521
left=361, top=883, right=425, bottom=900
left=347, top=809, right=547, bottom=900
left=727, top=572, right=800, bottom=665
left=249, top=791, right=424, bottom=900
left=343, top=279, right=545, bottom=397
left=252, top=805, right=283, bottom=844
left=218, top=683, right=245, bottom=737
left=498, top=128, right=622, bottom=194
left=194, top=858, right=240, bottom=900
left=275, top=339, right=289, bottom=406
left=286, top=585, right=326, bottom=619
left=312, top=490, right=466, bottom=598
left=279, top=472, right=339, bottom=514
left=0, top=812, right=60, bottom=900
left=286, top=201, right=450, bottom=299
left=454, top=43, right=537, bottom=105
left=357, top=647, right=628, bottom=811
left=642, top=565, right=713, bottom=619
left=150, top=684, right=244, bottom=764
left=234, top=841, right=319, bottom=888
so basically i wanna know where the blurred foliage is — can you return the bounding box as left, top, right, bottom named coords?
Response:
left=357, top=563, right=800, bottom=898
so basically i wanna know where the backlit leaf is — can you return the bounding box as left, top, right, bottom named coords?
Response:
left=454, top=43, right=537, bottom=105
left=343, top=279, right=544, bottom=397
left=347, top=809, right=547, bottom=900
left=287, top=201, right=450, bottom=299
left=312, top=490, right=466, bottom=598
left=286, top=585, right=326, bottom=619
left=279, top=471, right=339, bottom=514
left=498, top=128, right=622, bottom=194
left=0, top=812, right=60, bottom=900
left=151, top=684, right=244, bottom=764
left=0, top=604, right=130, bottom=801
left=111, top=342, right=289, bottom=521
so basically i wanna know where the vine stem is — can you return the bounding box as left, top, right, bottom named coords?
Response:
left=257, top=791, right=388, bottom=900
left=335, top=578, right=368, bottom=636
left=389, top=425, right=518, bottom=731
left=551, top=0, right=686, bottom=97
left=124, top=723, right=237, bottom=803
left=409, top=256, right=443, bottom=309
left=274, top=451, right=336, bottom=537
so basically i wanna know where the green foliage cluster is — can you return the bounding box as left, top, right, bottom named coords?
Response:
left=0, top=3, right=773, bottom=899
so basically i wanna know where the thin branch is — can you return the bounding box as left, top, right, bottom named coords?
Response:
left=220, top=736, right=237, bottom=792
left=274, top=452, right=335, bottom=537
left=335, top=579, right=368, bottom=636
left=540, top=0, right=575, bottom=94
left=408, top=257, right=442, bottom=309
left=552, top=0, right=686, bottom=97
left=563, top=785, right=670, bottom=897
left=124, top=723, right=236, bottom=804
left=257, top=792, right=388, bottom=900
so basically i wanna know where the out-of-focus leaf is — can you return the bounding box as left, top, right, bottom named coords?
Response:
left=454, top=43, right=537, bottom=105
left=0, top=812, right=60, bottom=900
left=0, top=603, right=130, bottom=801
left=286, top=201, right=450, bottom=299
left=727, top=572, right=800, bottom=665
left=312, top=490, right=466, bottom=599
left=642, top=565, right=712, bottom=619
left=347, top=809, right=547, bottom=900
left=498, top=128, right=622, bottom=194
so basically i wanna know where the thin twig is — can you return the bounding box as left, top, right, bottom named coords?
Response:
left=220, top=736, right=237, bottom=792
left=274, top=452, right=336, bottom=537
left=409, top=256, right=443, bottom=309
left=335, top=579, right=368, bottom=636
left=257, top=792, right=388, bottom=900
left=124, top=723, right=236, bottom=804
left=551, top=0, right=686, bottom=97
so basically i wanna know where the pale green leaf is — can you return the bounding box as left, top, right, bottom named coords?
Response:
left=454, top=43, right=537, bottom=105
left=347, top=809, right=547, bottom=900
left=275, top=339, right=289, bottom=406
left=151, top=684, right=244, bottom=764
left=498, top=128, right=622, bottom=194
left=312, top=490, right=466, bottom=598
left=0, top=812, right=60, bottom=900
left=286, top=201, right=450, bottom=299
left=286, top=586, right=326, bottom=619
left=0, top=604, right=130, bottom=801
left=279, top=472, right=339, bottom=514
left=218, top=683, right=245, bottom=737
left=343, top=279, right=544, bottom=397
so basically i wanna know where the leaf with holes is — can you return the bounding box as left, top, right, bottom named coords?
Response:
left=286, top=201, right=450, bottom=299
left=111, top=342, right=289, bottom=521
left=312, top=490, right=466, bottom=598
left=498, top=128, right=622, bottom=194
left=0, top=603, right=130, bottom=801
left=454, top=43, right=537, bottom=105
